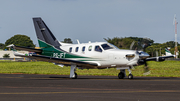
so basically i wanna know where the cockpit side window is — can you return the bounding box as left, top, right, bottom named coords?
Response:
left=95, top=45, right=102, bottom=52
left=101, top=44, right=114, bottom=50
left=88, top=46, right=92, bottom=51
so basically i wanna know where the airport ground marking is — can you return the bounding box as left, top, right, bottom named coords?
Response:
left=1, top=90, right=180, bottom=95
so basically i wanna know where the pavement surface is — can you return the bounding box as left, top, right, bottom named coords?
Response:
left=0, top=74, right=180, bottom=101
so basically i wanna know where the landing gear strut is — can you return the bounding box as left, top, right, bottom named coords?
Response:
left=127, top=67, right=133, bottom=79
left=70, top=64, right=78, bottom=79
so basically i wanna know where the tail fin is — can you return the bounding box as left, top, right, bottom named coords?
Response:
left=33, top=17, right=61, bottom=48
left=165, top=48, right=172, bottom=56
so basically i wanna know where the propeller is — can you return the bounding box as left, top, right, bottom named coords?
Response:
left=137, top=58, right=150, bottom=75
left=130, top=41, right=151, bottom=75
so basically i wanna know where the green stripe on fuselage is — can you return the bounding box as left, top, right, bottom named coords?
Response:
left=38, top=39, right=87, bottom=59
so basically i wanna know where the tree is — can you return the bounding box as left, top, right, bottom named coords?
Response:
left=0, top=43, right=5, bottom=49
left=62, top=38, right=73, bottom=43
left=104, top=37, right=154, bottom=50
left=3, top=54, right=10, bottom=58
left=4, top=34, right=35, bottom=49
left=165, top=41, right=179, bottom=48
left=146, top=41, right=180, bottom=57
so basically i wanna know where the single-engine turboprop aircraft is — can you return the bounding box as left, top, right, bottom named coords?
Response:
left=11, top=17, right=175, bottom=79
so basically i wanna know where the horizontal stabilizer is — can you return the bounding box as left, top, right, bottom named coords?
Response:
left=9, top=44, right=42, bottom=54
left=14, top=46, right=42, bottom=54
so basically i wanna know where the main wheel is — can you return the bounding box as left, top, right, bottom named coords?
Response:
left=118, top=72, right=124, bottom=79
left=128, top=74, right=133, bottom=79
left=72, top=72, right=78, bottom=79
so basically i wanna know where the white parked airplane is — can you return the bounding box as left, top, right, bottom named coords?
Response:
left=11, top=17, right=175, bottom=79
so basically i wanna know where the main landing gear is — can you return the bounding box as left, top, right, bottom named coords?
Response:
left=118, top=67, right=133, bottom=79
left=72, top=72, right=77, bottom=79
left=70, top=64, right=78, bottom=79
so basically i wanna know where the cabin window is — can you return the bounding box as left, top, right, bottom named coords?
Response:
left=95, top=45, right=102, bottom=52
left=69, top=47, right=72, bottom=52
left=82, top=46, right=85, bottom=52
left=88, top=46, right=92, bottom=51
left=75, top=47, right=79, bottom=52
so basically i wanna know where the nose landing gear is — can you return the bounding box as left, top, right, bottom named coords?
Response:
left=118, top=67, right=133, bottom=79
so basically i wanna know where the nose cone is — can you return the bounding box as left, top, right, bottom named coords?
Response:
left=138, top=51, right=150, bottom=59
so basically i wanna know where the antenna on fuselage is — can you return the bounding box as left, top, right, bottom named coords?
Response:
left=77, top=40, right=80, bottom=44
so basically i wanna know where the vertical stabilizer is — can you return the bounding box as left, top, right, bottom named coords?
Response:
left=33, top=17, right=61, bottom=48
left=165, top=48, right=172, bottom=56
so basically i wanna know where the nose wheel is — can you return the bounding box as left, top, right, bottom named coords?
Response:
left=128, top=74, right=133, bottom=79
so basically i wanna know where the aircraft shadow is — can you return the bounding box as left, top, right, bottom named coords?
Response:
left=42, top=76, right=180, bottom=80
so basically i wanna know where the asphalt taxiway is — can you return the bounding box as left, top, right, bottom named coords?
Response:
left=0, top=74, right=180, bottom=101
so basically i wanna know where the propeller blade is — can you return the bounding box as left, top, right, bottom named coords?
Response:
left=143, top=60, right=150, bottom=75
left=130, top=41, right=135, bottom=50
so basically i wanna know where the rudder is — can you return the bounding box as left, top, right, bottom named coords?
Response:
left=33, top=17, right=61, bottom=48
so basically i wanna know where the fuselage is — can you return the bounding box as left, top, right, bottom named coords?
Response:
left=57, top=41, right=140, bottom=68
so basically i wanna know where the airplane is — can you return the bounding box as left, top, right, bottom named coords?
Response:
left=165, top=48, right=173, bottom=56
left=9, top=17, right=175, bottom=79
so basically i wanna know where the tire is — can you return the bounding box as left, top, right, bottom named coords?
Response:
left=128, top=74, right=133, bottom=79
left=118, top=72, right=124, bottom=79
left=72, top=72, right=77, bottom=79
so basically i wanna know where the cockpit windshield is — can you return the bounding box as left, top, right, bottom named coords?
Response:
left=109, top=43, right=119, bottom=49
left=101, top=43, right=116, bottom=50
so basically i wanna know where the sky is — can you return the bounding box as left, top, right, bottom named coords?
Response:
left=0, top=0, right=180, bottom=46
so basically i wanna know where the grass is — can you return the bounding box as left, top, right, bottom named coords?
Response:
left=0, top=60, right=180, bottom=77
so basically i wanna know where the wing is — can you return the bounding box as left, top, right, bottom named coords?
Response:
left=14, top=52, right=98, bottom=68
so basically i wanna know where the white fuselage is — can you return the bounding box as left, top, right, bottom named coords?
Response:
left=60, top=42, right=139, bottom=68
